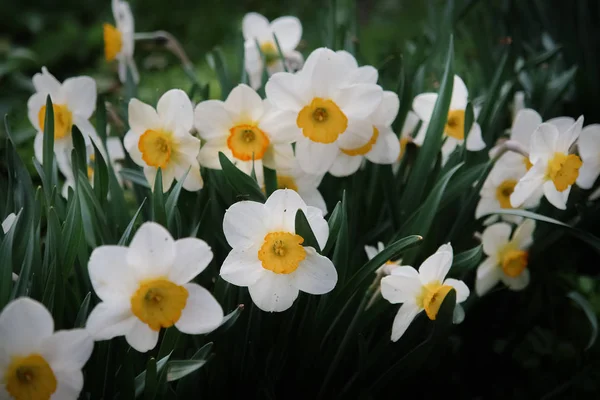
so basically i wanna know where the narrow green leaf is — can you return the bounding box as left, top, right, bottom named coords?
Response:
left=263, top=166, right=277, bottom=197
left=158, top=327, right=180, bottom=360
left=567, top=291, right=598, bottom=351
left=207, top=48, right=232, bottom=99
left=273, top=34, right=289, bottom=72
left=152, top=168, right=167, bottom=226
left=478, top=48, right=510, bottom=142
left=165, top=168, right=190, bottom=226
left=449, top=245, right=483, bottom=278
left=212, top=304, right=245, bottom=334
left=120, top=168, right=151, bottom=188
left=323, top=201, right=342, bottom=256
left=61, top=186, right=83, bottom=275
left=144, top=358, right=158, bottom=400
left=166, top=343, right=213, bottom=382
left=134, top=353, right=170, bottom=398
left=0, top=212, right=18, bottom=307
left=42, top=95, right=56, bottom=190
left=74, top=292, right=92, bottom=328
left=218, top=152, right=266, bottom=202
left=92, top=142, right=109, bottom=204
left=332, top=192, right=349, bottom=283
left=118, top=198, right=147, bottom=246
left=295, top=209, right=321, bottom=253
left=71, top=127, right=87, bottom=175
left=96, top=95, right=108, bottom=144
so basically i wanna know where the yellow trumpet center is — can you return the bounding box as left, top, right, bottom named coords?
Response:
left=103, top=23, right=123, bottom=61
left=38, top=104, right=73, bottom=140
left=523, top=156, right=533, bottom=171
left=495, top=179, right=517, bottom=209
left=499, top=248, right=528, bottom=278
left=138, top=129, right=174, bottom=169
left=445, top=109, right=466, bottom=140
left=130, top=278, right=189, bottom=331
left=5, top=354, right=57, bottom=400
left=277, top=175, right=299, bottom=192
left=341, top=127, right=379, bottom=156
left=260, top=41, right=279, bottom=67
left=297, top=98, right=348, bottom=144
left=227, top=124, right=270, bottom=161
left=546, top=152, right=582, bottom=192
left=416, top=281, right=454, bottom=320
left=258, top=232, right=306, bottom=274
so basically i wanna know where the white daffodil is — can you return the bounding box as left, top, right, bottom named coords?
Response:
left=412, top=75, right=485, bottom=161
left=475, top=220, right=535, bottom=296
left=270, top=163, right=327, bottom=215
left=576, top=124, right=600, bottom=189
left=220, top=189, right=337, bottom=312
left=392, top=110, right=419, bottom=174
left=510, top=116, right=584, bottom=210
left=124, top=89, right=203, bottom=192
left=0, top=297, right=93, bottom=399
left=491, top=108, right=542, bottom=171
left=329, top=90, right=401, bottom=177
left=265, top=47, right=383, bottom=175
left=242, top=12, right=303, bottom=90
left=28, top=67, right=98, bottom=173
left=104, top=0, right=138, bottom=84
left=86, top=222, right=223, bottom=352
left=195, top=84, right=296, bottom=181
left=380, top=243, right=469, bottom=342
left=365, top=242, right=401, bottom=276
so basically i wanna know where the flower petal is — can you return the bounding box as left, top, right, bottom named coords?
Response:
left=412, top=93, right=438, bottom=122
left=157, top=89, right=194, bottom=132
left=547, top=116, right=575, bottom=134
left=198, top=143, right=230, bottom=169
left=27, top=92, right=46, bottom=130
left=512, top=219, right=535, bottom=249
left=32, top=67, right=61, bottom=98
left=259, top=108, right=301, bottom=144
left=511, top=108, right=542, bottom=148
left=366, top=129, right=400, bottom=164
left=501, top=268, right=530, bottom=291
left=248, top=273, right=299, bottom=312
left=265, top=72, right=308, bottom=111
left=168, top=238, right=213, bottom=285
left=443, top=278, right=470, bottom=303
left=265, top=188, right=308, bottom=232
left=381, top=267, right=422, bottom=304
left=41, top=329, right=93, bottom=371
left=364, top=245, right=378, bottom=260
left=371, top=91, right=399, bottom=127
left=52, top=369, right=84, bottom=399
left=390, top=302, right=421, bottom=342
left=543, top=180, right=569, bottom=210
left=482, top=223, right=511, bottom=256
left=335, top=83, right=383, bottom=120
left=223, top=201, right=270, bottom=249
left=89, top=246, right=137, bottom=302
left=556, top=115, right=583, bottom=153
left=171, top=157, right=203, bottom=192
left=128, top=98, right=160, bottom=134
left=224, top=84, right=264, bottom=121
left=127, top=222, right=176, bottom=277
left=175, top=283, right=223, bottom=334
left=62, top=76, right=97, bottom=119
left=194, top=100, right=232, bottom=140
left=510, top=162, right=546, bottom=208
left=295, top=138, right=338, bottom=175
left=530, top=123, right=559, bottom=163
left=0, top=298, right=54, bottom=354
left=337, top=118, right=373, bottom=149
left=298, top=187, right=327, bottom=215
left=418, top=249, right=453, bottom=284
left=475, top=257, right=501, bottom=296
left=220, top=246, right=266, bottom=286
left=449, top=75, right=468, bottom=110
left=306, top=206, right=329, bottom=249
left=242, top=12, right=271, bottom=41
left=292, top=248, right=337, bottom=294
left=85, top=301, right=135, bottom=340
left=125, top=319, right=160, bottom=353
left=271, top=16, right=302, bottom=50
left=466, top=122, right=485, bottom=151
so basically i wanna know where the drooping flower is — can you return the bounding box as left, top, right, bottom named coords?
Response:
left=380, top=243, right=469, bottom=342
left=265, top=47, right=383, bottom=175
left=86, top=222, right=223, bottom=352
left=124, top=89, right=203, bottom=192
left=195, top=84, right=296, bottom=181
left=475, top=220, right=535, bottom=296
left=576, top=124, right=600, bottom=189
left=392, top=110, right=419, bottom=174
left=365, top=242, right=402, bottom=276
left=510, top=116, right=584, bottom=210
left=104, top=0, right=138, bottom=84
left=269, top=162, right=327, bottom=214
left=412, top=75, right=485, bottom=161
left=28, top=67, right=98, bottom=173
left=242, top=12, right=304, bottom=90
left=0, top=297, right=94, bottom=399
left=220, top=189, right=337, bottom=312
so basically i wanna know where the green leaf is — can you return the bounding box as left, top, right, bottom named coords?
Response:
left=61, top=186, right=83, bottom=275
left=165, top=167, right=190, bottom=226
left=218, top=152, right=266, bottom=202
left=295, top=209, right=321, bottom=253
left=272, top=34, right=289, bottom=72
left=0, top=212, right=18, bottom=308
left=166, top=342, right=213, bottom=382
left=134, top=353, right=171, bottom=398
left=144, top=358, right=158, bottom=400
left=263, top=166, right=277, bottom=197
left=207, top=48, right=232, bottom=100
left=478, top=48, right=510, bottom=143
left=120, top=168, right=151, bottom=189
left=332, top=192, right=349, bottom=283
left=118, top=198, right=147, bottom=246
left=212, top=304, right=245, bottom=335
left=96, top=95, right=108, bottom=144
left=158, top=327, right=180, bottom=360
left=323, top=200, right=343, bottom=256
left=152, top=168, right=167, bottom=226
left=449, top=245, right=483, bottom=278
left=74, top=292, right=92, bottom=328
left=567, top=291, right=598, bottom=351
left=71, top=126, right=87, bottom=175
left=42, top=95, right=56, bottom=191
left=92, top=142, right=109, bottom=205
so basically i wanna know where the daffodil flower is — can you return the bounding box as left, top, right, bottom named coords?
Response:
left=265, top=48, right=383, bottom=175
left=0, top=297, right=93, bottom=399
left=392, top=110, right=419, bottom=174
left=510, top=116, right=584, bottom=210
left=220, top=189, right=337, bottom=312
left=490, top=108, right=542, bottom=171
left=380, top=244, right=469, bottom=342
left=475, top=220, right=535, bottom=296
left=365, top=242, right=402, bottom=276
left=124, top=89, right=203, bottom=192
left=86, top=222, right=223, bottom=352
left=269, top=162, right=327, bottom=214
left=104, top=0, right=138, bottom=83
left=242, top=12, right=303, bottom=90
left=195, top=84, right=296, bottom=181
left=412, top=75, right=485, bottom=162
left=576, top=124, right=600, bottom=189
left=28, top=67, right=98, bottom=174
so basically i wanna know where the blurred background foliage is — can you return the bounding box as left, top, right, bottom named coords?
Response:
left=1, top=0, right=600, bottom=398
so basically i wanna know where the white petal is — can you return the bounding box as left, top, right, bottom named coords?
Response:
left=220, top=246, right=266, bottom=286
left=418, top=250, right=453, bottom=284
left=0, top=298, right=53, bottom=355
left=302, top=48, right=347, bottom=98
left=412, top=121, right=428, bottom=146
left=510, top=162, right=546, bottom=208
left=198, top=143, right=230, bottom=169
left=175, top=283, right=223, bottom=334
left=263, top=144, right=295, bottom=170
left=248, top=273, right=299, bottom=312
left=335, top=50, right=358, bottom=69
left=577, top=159, right=600, bottom=189
left=265, top=72, right=307, bottom=111
left=292, top=248, right=337, bottom=294
left=306, top=206, right=329, bottom=249
left=157, top=89, right=194, bottom=132
left=32, top=67, right=61, bottom=97
left=530, top=123, right=559, bottom=163
left=482, top=223, right=511, bottom=256
left=443, top=278, right=470, bottom=303
left=475, top=257, right=501, bottom=296
left=465, top=122, right=485, bottom=151
left=224, top=84, right=264, bottom=121
left=390, top=302, right=421, bottom=342
left=125, top=319, right=160, bottom=353
left=194, top=100, right=232, bottom=140
left=475, top=196, right=499, bottom=220
left=556, top=115, right=583, bottom=153
left=577, top=124, right=600, bottom=160
left=88, top=246, right=137, bottom=302
left=412, top=93, right=437, bottom=122
left=27, top=92, right=46, bottom=130
left=122, top=130, right=144, bottom=167
left=271, top=16, right=302, bottom=50
left=171, top=157, right=203, bottom=192
left=223, top=201, right=270, bottom=248
left=265, top=188, right=308, bottom=232
left=371, top=91, right=399, bottom=127
left=106, top=136, right=126, bottom=161
left=364, top=245, right=378, bottom=260
left=543, top=180, right=569, bottom=210
left=127, top=222, right=176, bottom=277
left=366, top=129, right=400, bottom=164
left=337, top=118, right=373, bottom=149
left=328, top=152, right=363, bottom=177
left=259, top=108, right=301, bottom=144
left=335, top=84, right=383, bottom=120
left=501, top=268, right=530, bottom=291
left=547, top=116, right=575, bottom=134
left=511, top=108, right=542, bottom=148
left=449, top=75, right=468, bottom=110
left=295, top=138, right=338, bottom=175
left=51, top=369, right=84, bottom=399
left=85, top=302, right=135, bottom=340
left=512, top=219, right=535, bottom=249
left=453, top=304, right=465, bottom=324
left=128, top=98, right=160, bottom=134
left=167, top=238, right=213, bottom=285
left=381, top=267, right=422, bottom=304
left=41, top=329, right=93, bottom=371
left=62, top=76, right=97, bottom=119
left=242, top=12, right=271, bottom=41
left=402, top=111, right=420, bottom=136
left=298, top=188, right=327, bottom=215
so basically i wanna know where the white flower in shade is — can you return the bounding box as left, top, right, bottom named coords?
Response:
left=392, top=110, right=419, bottom=174
left=491, top=108, right=542, bottom=171
left=475, top=220, right=535, bottom=296
left=124, top=89, right=203, bottom=192
left=576, top=124, right=600, bottom=189
left=0, top=297, right=93, bottom=399
left=104, top=0, right=138, bottom=84
left=329, top=90, right=401, bottom=177
left=510, top=116, right=584, bottom=210
left=270, top=163, right=327, bottom=215
left=242, top=12, right=303, bottom=90
left=28, top=67, right=98, bottom=173
left=380, top=243, right=469, bottom=342
left=365, top=242, right=401, bottom=276
left=195, top=84, right=296, bottom=181
left=220, top=189, right=337, bottom=312
left=86, top=222, right=223, bottom=352
left=412, top=75, right=485, bottom=161
left=265, top=47, right=383, bottom=175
